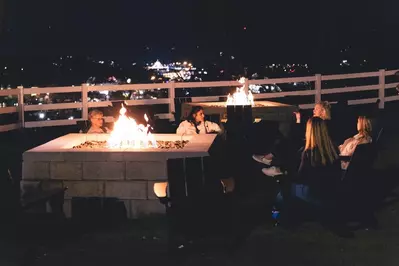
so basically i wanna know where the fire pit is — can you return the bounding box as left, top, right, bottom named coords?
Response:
left=182, top=100, right=298, bottom=122
left=22, top=133, right=216, bottom=219
left=21, top=105, right=217, bottom=219
left=181, top=78, right=297, bottom=123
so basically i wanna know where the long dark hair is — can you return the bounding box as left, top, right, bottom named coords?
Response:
left=187, top=106, right=204, bottom=134
left=187, top=106, right=204, bottom=124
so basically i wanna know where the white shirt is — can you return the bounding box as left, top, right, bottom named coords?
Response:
left=176, top=120, right=222, bottom=135
left=339, top=133, right=372, bottom=170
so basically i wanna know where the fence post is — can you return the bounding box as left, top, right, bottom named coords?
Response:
left=378, top=69, right=385, bottom=109
left=81, top=84, right=88, bottom=120
left=244, top=78, right=249, bottom=94
left=17, top=86, right=25, bottom=128
left=169, top=81, right=176, bottom=121
left=315, top=74, right=322, bottom=104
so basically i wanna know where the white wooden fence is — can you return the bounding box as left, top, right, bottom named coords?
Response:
left=0, top=69, right=398, bottom=132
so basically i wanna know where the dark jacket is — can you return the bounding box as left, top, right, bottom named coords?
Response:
left=295, top=147, right=341, bottom=200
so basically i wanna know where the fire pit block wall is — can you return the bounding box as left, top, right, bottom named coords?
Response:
left=22, top=133, right=217, bottom=219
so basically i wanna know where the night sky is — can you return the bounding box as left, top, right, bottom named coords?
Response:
left=1, top=0, right=398, bottom=66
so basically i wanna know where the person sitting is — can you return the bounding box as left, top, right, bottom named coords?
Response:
left=255, top=101, right=333, bottom=177
left=272, top=117, right=341, bottom=207
left=83, top=109, right=110, bottom=134
left=176, top=106, right=222, bottom=135
left=339, top=116, right=372, bottom=170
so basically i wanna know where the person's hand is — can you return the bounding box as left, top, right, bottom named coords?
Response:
left=294, top=112, right=301, bottom=123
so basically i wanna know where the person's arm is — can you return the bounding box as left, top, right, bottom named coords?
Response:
left=207, top=121, right=222, bottom=134
left=176, top=121, right=188, bottom=135
left=291, top=112, right=306, bottom=141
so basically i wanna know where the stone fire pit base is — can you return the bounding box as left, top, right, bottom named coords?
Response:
left=21, top=133, right=216, bottom=219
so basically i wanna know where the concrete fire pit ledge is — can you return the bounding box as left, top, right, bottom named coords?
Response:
left=22, top=133, right=217, bottom=219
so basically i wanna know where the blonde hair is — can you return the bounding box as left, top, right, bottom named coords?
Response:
left=89, top=109, right=103, bottom=119
left=305, top=117, right=338, bottom=166
left=358, top=116, right=372, bottom=138
left=316, top=101, right=331, bottom=120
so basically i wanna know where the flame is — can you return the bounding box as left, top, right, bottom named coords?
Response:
left=226, top=78, right=254, bottom=106
left=107, top=104, right=157, bottom=149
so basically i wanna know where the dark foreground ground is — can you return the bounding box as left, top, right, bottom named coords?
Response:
left=1, top=103, right=399, bottom=266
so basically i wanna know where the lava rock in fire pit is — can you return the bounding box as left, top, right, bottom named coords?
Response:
left=156, top=140, right=189, bottom=149
left=72, top=141, right=107, bottom=149
left=72, top=140, right=189, bottom=149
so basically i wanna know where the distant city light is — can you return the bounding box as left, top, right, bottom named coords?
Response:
left=4, top=66, right=7, bottom=70
left=183, top=61, right=187, bottom=65
left=231, top=56, right=235, bottom=60
left=68, top=116, right=74, bottom=120
left=39, top=113, right=45, bottom=119
left=151, top=76, right=156, bottom=81
left=127, top=78, right=132, bottom=84
left=341, top=59, right=350, bottom=66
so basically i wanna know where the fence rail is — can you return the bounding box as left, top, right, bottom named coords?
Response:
left=0, top=69, right=398, bottom=132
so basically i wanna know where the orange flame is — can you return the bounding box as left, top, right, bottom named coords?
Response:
left=107, top=104, right=157, bottom=149
left=226, top=78, right=254, bottom=106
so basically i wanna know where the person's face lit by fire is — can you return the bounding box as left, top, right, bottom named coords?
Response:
left=313, top=104, right=326, bottom=119
left=90, top=114, right=104, bottom=129
left=193, top=109, right=205, bottom=124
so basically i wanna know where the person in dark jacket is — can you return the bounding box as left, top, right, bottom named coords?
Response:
left=256, top=101, right=335, bottom=177
left=270, top=117, right=341, bottom=203
left=273, top=118, right=348, bottom=235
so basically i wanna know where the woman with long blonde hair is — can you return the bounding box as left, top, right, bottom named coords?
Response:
left=273, top=118, right=348, bottom=235
left=277, top=117, right=341, bottom=204
left=303, top=116, right=338, bottom=167
left=339, top=116, right=372, bottom=170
